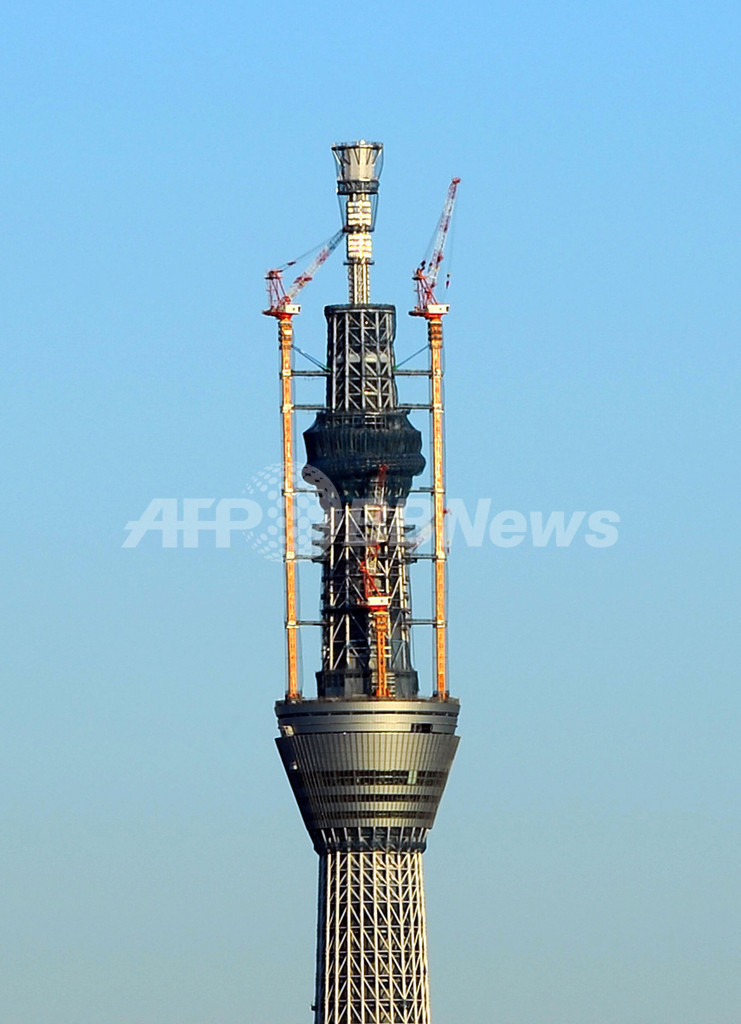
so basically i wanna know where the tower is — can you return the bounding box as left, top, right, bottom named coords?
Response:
left=269, top=142, right=460, bottom=1024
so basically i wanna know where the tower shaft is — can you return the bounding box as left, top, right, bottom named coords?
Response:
left=317, top=849, right=430, bottom=1024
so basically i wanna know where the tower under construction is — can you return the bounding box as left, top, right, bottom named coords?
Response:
left=265, top=141, right=460, bottom=1024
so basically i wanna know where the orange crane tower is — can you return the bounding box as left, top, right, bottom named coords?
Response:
left=410, top=177, right=460, bottom=700
left=359, top=553, right=391, bottom=699
left=358, top=465, right=392, bottom=699
left=262, top=230, right=344, bottom=700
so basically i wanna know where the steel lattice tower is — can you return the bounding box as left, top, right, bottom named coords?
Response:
left=270, top=142, right=460, bottom=1024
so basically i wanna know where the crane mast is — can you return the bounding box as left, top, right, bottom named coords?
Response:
left=263, top=229, right=344, bottom=700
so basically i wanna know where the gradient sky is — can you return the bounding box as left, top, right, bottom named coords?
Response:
left=2, top=2, right=740, bottom=1023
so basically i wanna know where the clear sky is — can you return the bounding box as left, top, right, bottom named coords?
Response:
left=2, top=2, right=739, bottom=1022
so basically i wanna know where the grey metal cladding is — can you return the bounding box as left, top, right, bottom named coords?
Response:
left=276, top=729, right=459, bottom=833
left=276, top=697, right=460, bottom=735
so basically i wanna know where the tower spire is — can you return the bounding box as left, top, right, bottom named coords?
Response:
left=332, top=140, right=383, bottom=303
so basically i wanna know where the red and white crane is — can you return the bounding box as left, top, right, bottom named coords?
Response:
left=264, top=228, right=344, bottom=316
left=411, top=176, right=460, bottom=315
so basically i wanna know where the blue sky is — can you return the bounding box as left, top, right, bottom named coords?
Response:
left=2, top=2, right=740, bottom=1022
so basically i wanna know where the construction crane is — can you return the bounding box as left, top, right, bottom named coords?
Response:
left=263, top=229, right=344, bottom=701
left=264, top=228, right=344, bottom=315
left=409, top=177, right=460, bottom=700
left=411, top=177, right=460, bottom=315
left=359, top=550, right=391, bottom=699
left=356, top=464, right=391, bottom=699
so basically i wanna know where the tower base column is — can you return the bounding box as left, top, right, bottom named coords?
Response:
left=316, top=849, right=431, bottom=1024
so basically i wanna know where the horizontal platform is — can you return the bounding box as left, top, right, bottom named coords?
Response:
left=276, top=696, right=460, bottom=735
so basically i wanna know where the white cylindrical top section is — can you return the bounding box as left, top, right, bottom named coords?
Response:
left=332, top=140, right=383, bottom=193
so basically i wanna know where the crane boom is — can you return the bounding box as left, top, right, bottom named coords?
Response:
left=427, top=177, right=460, bottom=290
left=287, top=228, right=344, bottom=300
left=264, top=229, right=344, bottom=315
left=411, top=177, right=460, bottom=314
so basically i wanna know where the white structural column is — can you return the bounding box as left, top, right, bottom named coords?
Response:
left=316, top=850, right=431, bottom=1024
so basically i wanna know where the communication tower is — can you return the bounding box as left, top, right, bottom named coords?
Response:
left=264, top=141, right=460, bottom=1024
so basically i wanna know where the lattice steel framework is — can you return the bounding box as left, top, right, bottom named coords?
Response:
left=326, top=307, right=398, bottom=413
left=304, top=301, right=425, bottom=701
left=317, top=504, right=414, bottom=691
left=317, top=850, right=430, bottom=1024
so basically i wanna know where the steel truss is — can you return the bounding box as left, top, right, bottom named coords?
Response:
left=326, top=307, right=397, bottom=413
left=316, top=849, right=430, bottom=1024
left=317, top=503, right=414, bottom=689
